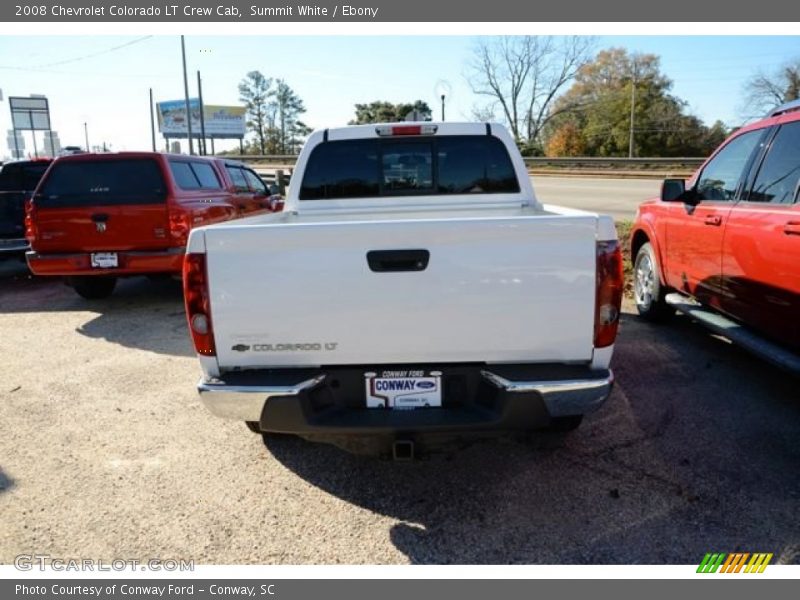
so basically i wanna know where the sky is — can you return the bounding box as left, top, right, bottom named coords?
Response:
left=0, top=35, right=797, bottom=158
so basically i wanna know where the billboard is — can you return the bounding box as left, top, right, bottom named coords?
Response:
left=9, top=96, right=51, bottom=131
left=156, top=99, right=246, bottom=139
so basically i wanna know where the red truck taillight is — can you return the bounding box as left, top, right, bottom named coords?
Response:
left=24, top=198, right=36, bottom=243
left=169, top=209, right=191, bottom=247
left=594, top=240, right=624, bottom=348
left=183, top=253, right=216, bottom=356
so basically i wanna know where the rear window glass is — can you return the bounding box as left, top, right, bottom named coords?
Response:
left=22, top=164, right=49, bottom=191
left=36, top=159, right=166, bottom=208
left=169, top=160, right=222, bottom=190
left=299, top=135, right=519, bottom=200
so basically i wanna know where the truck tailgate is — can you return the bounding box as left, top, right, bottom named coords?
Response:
left=205, top=214, right=598, bottom=369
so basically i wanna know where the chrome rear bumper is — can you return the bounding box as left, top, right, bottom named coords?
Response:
left=480, top=369, right=614, bottom=416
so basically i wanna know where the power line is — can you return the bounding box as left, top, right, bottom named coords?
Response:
left=0, top=36, right=153, bottom=71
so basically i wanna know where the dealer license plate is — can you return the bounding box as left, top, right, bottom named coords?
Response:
left=90, top=252, right=118, bottom=268
left=365, top=370, right=442, bottom=409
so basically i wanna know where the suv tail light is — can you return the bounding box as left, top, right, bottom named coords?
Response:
left=169, top=208, right=191, bottom=247
left=594, top=240, right=624, bottom=348
left=24, top=198, right=36, bottom=243
left=183, top=253, right=215, bottom=356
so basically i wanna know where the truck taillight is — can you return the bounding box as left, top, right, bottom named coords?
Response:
left=169, top=209, right=191, bottom=247
left=594, top=240, right=624, bottom=348
left=375, top=124, right=438, bottom=136
left=24, top=198, right=36, bottom=243
left=183, top=253, right=216, bottom=356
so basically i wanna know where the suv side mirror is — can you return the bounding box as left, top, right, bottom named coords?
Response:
left=661, top=179, right=686, bottom=202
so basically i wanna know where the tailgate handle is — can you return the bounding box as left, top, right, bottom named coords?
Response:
left=367, top=249, right=429, bottom=272
left=91, top=213, right=109, bottom=223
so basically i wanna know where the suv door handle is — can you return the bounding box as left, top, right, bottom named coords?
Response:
left=784, top=222, right=800, bottom=236
left=704, top=215, right=722, bottom=226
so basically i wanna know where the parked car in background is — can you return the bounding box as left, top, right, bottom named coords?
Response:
left=0, top=158, right=52, bottom=257
left=185, top=122, right=623, bottom=457
left=26, top=152, right=280, bottom=299
left=631, top=100, right=800, bottom=365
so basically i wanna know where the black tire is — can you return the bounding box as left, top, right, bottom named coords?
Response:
left=546, top=415, right=584, bottom=433
left=633, top=242, right=674, bottom=322
left=69, top=276, right=117, bottom=300
left=245, top=421, right=261, bottom=434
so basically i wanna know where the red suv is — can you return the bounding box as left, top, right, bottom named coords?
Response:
left=631, top=100, right=800, bottom=355
left=26, top=152, right=280, bottom=299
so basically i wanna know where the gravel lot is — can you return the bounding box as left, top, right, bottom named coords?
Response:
left=1, top=263, right=798, bottom=565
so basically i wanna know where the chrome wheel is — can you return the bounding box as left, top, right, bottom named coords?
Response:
left=634, top=252, right=655, bottom=309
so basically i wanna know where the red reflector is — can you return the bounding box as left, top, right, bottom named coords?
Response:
left=183, top=253, right=216, bottom=356
left=594, top=240, right=624, bottom=348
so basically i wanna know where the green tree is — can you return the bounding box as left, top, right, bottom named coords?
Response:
left=238, top=71, right=273, bottom=155
left=546, top=48, right=724, bottom=157
left=273, top=79, right=308, bottom=154
left=349, top=100, right=432, bottom=124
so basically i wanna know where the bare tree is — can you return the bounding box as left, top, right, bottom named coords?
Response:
left=466, top=36, right=594, bottom=144
left=745, top=60, right=800, bottom=116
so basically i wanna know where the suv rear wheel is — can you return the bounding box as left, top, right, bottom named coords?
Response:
left=69, top=276, right=117, bottom=300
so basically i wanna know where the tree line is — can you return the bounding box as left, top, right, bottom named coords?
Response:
left=466, top=38, right=799, bottom=157
left=237, top=40, right=800, bottom=157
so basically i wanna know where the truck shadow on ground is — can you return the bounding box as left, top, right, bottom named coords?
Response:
left=264, top=311, right=800, bottom=564
left=0, top=272, right=193, bottom=358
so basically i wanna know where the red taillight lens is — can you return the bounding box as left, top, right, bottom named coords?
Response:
left=169, top=209, right=191, bottom=247
left=594, top=240, right=624, bottom=348
left=183, top=253, right=215, bottom=356
left=24, top=198, right=36, bottom=243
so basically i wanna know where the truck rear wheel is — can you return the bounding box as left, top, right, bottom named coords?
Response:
left=634, top=242, right=674, bottom=322
left=245, top=421, right=261, bottom=434
left=69, top=276, right=117, bottom=300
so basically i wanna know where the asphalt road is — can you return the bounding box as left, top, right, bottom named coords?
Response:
left=1, top=271, right=798, bottom=565
left=532, top=176, right=660, bottom=221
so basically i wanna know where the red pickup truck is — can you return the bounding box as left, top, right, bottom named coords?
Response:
left=26, top=152, right=281, bottom=299
left=631, top=100, right=800, bottom=361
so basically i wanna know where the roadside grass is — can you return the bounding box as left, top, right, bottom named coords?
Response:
left=616, top=220, right=635, bottom=299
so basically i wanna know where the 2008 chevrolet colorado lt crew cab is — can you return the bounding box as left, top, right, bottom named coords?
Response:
left=184, top=122, right=623, bottom=456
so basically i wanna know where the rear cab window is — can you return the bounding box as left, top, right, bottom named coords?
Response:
left=169, top=160, right=222, bottom=190
left=36, top=159, right=166, bottom=208
left=299, top=135, right=520, bottom=200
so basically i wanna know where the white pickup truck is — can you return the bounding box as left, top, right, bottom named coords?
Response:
left=183, top=122, right=623, bottom=457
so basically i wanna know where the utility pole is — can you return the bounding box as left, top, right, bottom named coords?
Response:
left=181, top=35, right=194, bottom=155
left=149, top=88, right=157, bottom=152
left=628, top=61, right=637, bottom=158
left=440, top=94, right=446, bottom=122
left=197, top=71, right=207, bottom=156
left=84, top=122, right=89, bottom=153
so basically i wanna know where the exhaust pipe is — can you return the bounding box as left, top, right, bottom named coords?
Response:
left=392, top=439, right=414, bottom=461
